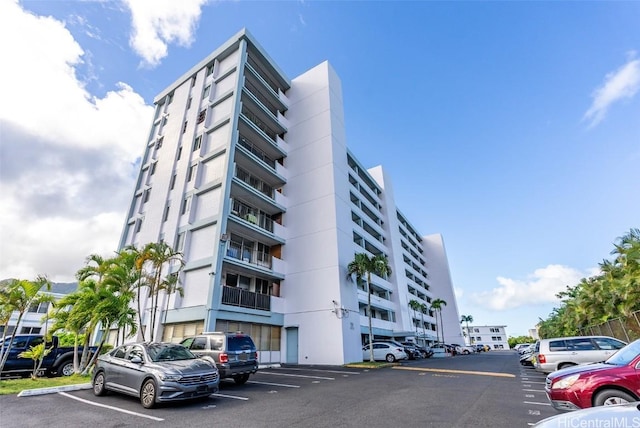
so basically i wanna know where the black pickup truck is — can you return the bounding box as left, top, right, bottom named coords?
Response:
left=0, top=334, right=97, bottom=378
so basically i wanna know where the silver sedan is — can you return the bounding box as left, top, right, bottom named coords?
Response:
left=92, top=342, right=220, bottom=408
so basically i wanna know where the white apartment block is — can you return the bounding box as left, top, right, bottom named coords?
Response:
left=118, top=29, right=461, bottom=365
left=462, top=325, right=510, bottom=350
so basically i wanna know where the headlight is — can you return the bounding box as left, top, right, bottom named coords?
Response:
left=551, top=374, right=580, bottom=389
left=160, top=373, right=182, bottom=382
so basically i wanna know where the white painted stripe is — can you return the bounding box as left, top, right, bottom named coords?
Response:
left=58, top=392, right=164, bottom=421
left=247, top=380, right=300, bottom=388
left=524, top=401, right=552, bottom=406
left=211, top=393, right=249, bottom=401
left=522, top=381, right=546, bottom=384
left=274, top=368, right=360, bottom=375
left=523, top=389, right=546, bottom=393
left=257, top=372, right=334, bottom=380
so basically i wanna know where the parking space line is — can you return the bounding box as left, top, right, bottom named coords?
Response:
left=392, top=366, right=516, bottom=378
left=521, top=381, right=545, bottom=384
left=247, top=381, right=300, bottom=388
left=256, top=372, right=335, bottom=380
left=275, top=368, right=361, bottom=375
left=58, top=392, right=164, bottom=421
left=524, top=401, right=552, bottom=406
left=212, top=393, right=249, bottom=401
left=522, top=389, right=545, bottom=393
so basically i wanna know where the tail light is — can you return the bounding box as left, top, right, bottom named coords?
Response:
left=256, top=351, right=259, bottom=359
left=538, top=354, right=546, bottom=363
left=219, top=353, right=228, bottom=363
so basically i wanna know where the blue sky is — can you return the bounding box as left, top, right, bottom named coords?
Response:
left=1, top=0, right=638, bottom=337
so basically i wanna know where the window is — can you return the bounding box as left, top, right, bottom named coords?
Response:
left=193, top=135, right=202, bottom=151
left=186, top=97, right=192, bottom=110
left=135, top=218, right=143, bottom=233
left=20, top=327, right=42, bottom=334
left=143, top=188, right=151, bottom=202
left=175, top=232, right=186, bottom=252
left=182, top=121, right=188, bottom=134
left=206, top=63, right=214, bottom=76
left=170, top=174, right=177, bottom=190
left=28, top=302, right=49, bottom=313
left=155, top=137, right=163, bottom=149
left=190, top=337, right=206, bottom=350
left=474, top=328, right=479, bottom=333
left=191, top=76, right=196, bottom=87
left=197, top=109, right=206, bottom=124
left=188, top=164, right=197, bottom=182
left=181, top=196, right=191, bottom=215
left=176, top=146, right=182, bottom=161
left=150, top=162, right=157, bottom=175
left=163, top=204, right=170, bottom=222
left=167, top=93, right=173, bottom=104
left=202, top=85, right=211, bottom=99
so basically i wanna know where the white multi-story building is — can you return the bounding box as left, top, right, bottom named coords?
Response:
left=118, top=29, right=461, bottom=365
left=462, top=325, right=510, bottom=350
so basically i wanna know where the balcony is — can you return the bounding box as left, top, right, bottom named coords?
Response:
left=221, top=285, right=270, bottom=311
left=226, top=242, right=273, bottom=269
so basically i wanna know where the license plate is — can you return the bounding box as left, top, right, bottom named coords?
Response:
left=197, top=385, right=208, bottom=392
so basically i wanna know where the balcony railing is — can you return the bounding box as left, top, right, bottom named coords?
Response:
left=226, top=242, right=272, bottom=269
left=235, top=166, right=274, bottom=198
left=241, top=107, right=277, bottom=141
left=221, top=285, right=270, bottom=311
left=231, top=199, right=275, bottom=233
left=238, top=136, right=276, bottom=169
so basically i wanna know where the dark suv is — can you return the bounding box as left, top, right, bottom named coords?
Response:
left=180, top=332, right=258, bottom=384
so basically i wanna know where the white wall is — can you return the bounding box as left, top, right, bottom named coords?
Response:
left=281, top=61, right=362, bottom=365
left=422, top=234, right=463, bottom=345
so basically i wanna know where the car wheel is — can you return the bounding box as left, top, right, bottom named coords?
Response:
left=140, top=379, right=157, bottom=409
left=594, top=389, right=636, bottom=407
left=557, top=363, right=576, bottom=370
left=93, top=371, right=107, bottom=396
left=463, top=350, right=470, bottom=355
left=385, top=354, right=396, bottom=363
left=58, top=360, right=75, bottom=377
left=233, top=374, right=250, bottom=385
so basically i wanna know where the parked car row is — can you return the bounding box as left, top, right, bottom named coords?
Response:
left=362, top=340, right=434, bottom=362
left=520, top=334, right=639, bottom=414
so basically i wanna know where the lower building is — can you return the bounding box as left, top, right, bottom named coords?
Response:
left=462, top=325, right=510, bottom=350
left=117, top=29, right=461, bottom=365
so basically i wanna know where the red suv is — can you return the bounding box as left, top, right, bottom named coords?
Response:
left=544, top=338, right=640, bottom=411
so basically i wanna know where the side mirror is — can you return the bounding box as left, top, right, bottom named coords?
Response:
left=130, top=356, right=143, bottom=364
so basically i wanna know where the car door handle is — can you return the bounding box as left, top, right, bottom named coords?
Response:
left=571, top=352, right=578, bottom=355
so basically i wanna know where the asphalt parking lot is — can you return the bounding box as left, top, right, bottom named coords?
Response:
left=0, top=351, right=558, bottom=427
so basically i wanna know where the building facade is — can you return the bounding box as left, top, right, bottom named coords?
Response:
left=118, top=29, right=461, bottom=365
left=462, top=325, right=510, bottom=350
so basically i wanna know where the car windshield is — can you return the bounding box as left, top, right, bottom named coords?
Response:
left=147, top=344, right=197, bottom=362
left=604, top=339, right=640, bottom=366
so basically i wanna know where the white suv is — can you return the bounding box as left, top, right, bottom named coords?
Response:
left=533, top=336, right=626, bottom=374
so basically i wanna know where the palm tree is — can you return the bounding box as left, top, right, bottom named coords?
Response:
left=431, top=298, right=447, bottom=344
left=0, top=276, right=52, bottom=373
left=460, top=315, right=474, bottom=345
left=419, top=302, right=428, bottom=346
left=138, top=242, right=185, bottom=341
left=347, top=252, right=392, bottom=362
left=408, top=299, right=421, bottom=337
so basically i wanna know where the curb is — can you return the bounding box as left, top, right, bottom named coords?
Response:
left=17, top=383, right=93, bottom=397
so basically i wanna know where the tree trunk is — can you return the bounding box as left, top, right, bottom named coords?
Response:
left=367, top=277, right=374, bottom=362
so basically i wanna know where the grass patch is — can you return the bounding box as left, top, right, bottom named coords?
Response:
left=344, top=361, right=396, bottom=369
left=0, top=374, right=91, bottom=396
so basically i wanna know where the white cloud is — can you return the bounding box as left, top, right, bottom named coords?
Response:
left=0, top=0, right=153, bottom=282
left=584, top=52, right=640, bottom=127
left=122, top=0, right=209, bottom=68
left=470, top=265, right=587, bottom=311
